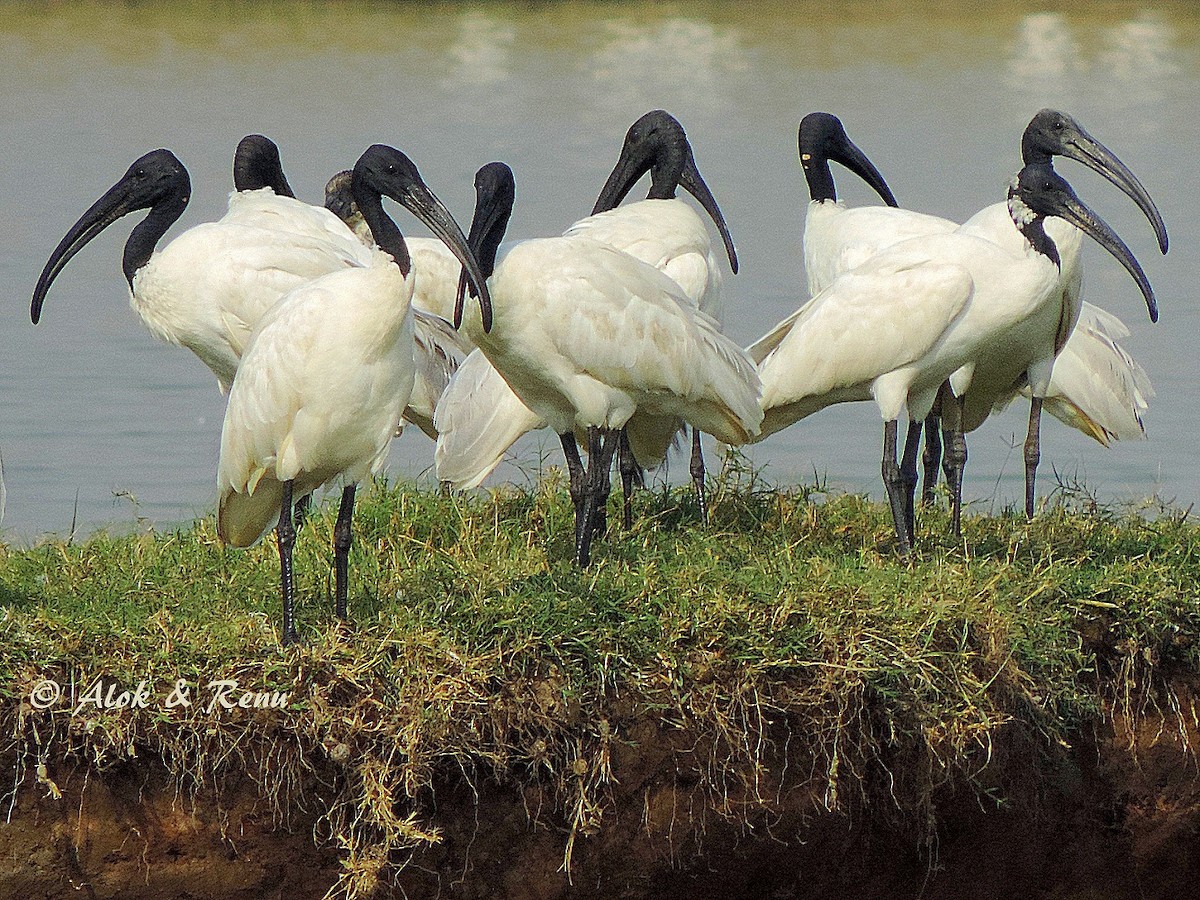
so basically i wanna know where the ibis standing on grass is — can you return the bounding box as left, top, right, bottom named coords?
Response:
left=217, top=144, right=490, bottom=646
left=453, top=162, right=761, bottom=567
left=576, top=109, right=739, bottom=524
left=434, top=111, right=741, bottom=527
left=752, top=110, right=1166, bottom=532
left=751, top=161, right=1156, bottom=556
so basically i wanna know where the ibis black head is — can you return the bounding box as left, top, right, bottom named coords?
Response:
left=454, top=161, right=515, bottom=329
left=798, top=112, right=897, bottom=208
left=350, top=144, right=493, bottom=331
left=31, top=148, right=191, bottom=324
left=233, top=134, right=295, bottom=198
left=1022, top=109, right=1167, bottom=253
left=1009, top=161, right=1157, bottom=322
left=590, top=109, right=738, bottom=273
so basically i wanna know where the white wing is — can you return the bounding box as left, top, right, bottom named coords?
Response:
left=403, top=310, right=474, bottom=439
left=434, top=348, right=546, bottom=489
left=564, top=198, right=724, bottom=313
left=757, top=253, right=974, bottom=437
left=805, top=201, right=958, bottom=295
left=1021, top=301, right=1153, bottom=445
left=465, top=237, right=761, bottom=444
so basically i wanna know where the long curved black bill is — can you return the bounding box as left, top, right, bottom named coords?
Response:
left=1057, top=125, right=1168, bottom=255
left=677, top=148, right=738, bottom=274
left=32, top=179, right=137, bottom=324
left=398, top=180, right=493, bottom=333
left=590, top=150, right=647, bottom=218
left=1053, top=189, right=1157, bottom=323
left=829, top=134, right=898, bottom=209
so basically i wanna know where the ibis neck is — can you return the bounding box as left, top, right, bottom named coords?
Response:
left=358, top=193, right=411, bottom=275
left=123, top=193, right=188, bottom=287
left=802, top=156, right=836, bottom=203
left=1021, top=217, right=1060, bottom=268
left=646, top=170, right=679, bottom=200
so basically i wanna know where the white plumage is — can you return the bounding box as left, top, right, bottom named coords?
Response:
left=463, top=236, right=760, bottom=444
left=1017, top=303, right=1153, bottom=445
left=217, top=250, right=414, bottom=546
left=751, top=161, right=1155, bottom=553
left=434, top=199, right=725, bottom=490
left=214, top=143, right=489, bottom=644
left=132, top=200, right=372, bottom=392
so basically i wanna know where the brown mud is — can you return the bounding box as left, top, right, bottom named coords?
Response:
left=1, top=690, right=1195, bottom=900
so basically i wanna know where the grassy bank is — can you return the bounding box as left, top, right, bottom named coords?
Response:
left=1, top=469, right=1197, bottom=896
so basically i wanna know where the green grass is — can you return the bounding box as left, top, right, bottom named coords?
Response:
left=1, top=468, right=1197, bottom=895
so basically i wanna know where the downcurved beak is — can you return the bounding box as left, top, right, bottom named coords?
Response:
left=393, top=179, right=493, bottom=333
left=32, top=178, right=137, bottom=324
left=677, top=148, right=739, bottom=274
left=590, top=148, right=651, bottom=218
left=1055, top=119, right=1168, bottom=254
left=828, top=134, right=898, bottom=209
left=1052, top=189, right=1157, bottom=323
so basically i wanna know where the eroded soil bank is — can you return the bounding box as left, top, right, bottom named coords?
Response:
left=1, top=695, right=1196, bottom=900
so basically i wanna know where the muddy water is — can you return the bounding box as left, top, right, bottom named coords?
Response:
left=0, top=2, right=1195, bottom=540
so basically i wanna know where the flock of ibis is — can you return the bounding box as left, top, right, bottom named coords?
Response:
left=30, top=108, right=1165, bottom=645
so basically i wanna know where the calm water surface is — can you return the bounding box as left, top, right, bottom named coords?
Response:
left=1, top=1, right=1196, bottom=541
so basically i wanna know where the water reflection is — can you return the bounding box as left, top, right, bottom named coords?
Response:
left=588, top=17, right=749, bottom=114
left=0, top=1, right=1194, bottom=541
left=444, top=10, right=518, bottom=87
left=1007, top=13, right=1082, bottom=82
left=1100, top=13, right=1181, bottom=88
left=1007, top=10, right=1183, bottom=100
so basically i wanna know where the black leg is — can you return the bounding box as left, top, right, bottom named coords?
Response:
left=618, top=429, right=637, bottom=531
left=921, top=411, right=942, bottom=507
left=689, top=427, right=708, bottom=525
left=333, top=484, right=356, bottom=622
left=1024, top=397, right=1043, bottom=521
left=940, top=394, right=968, bottom=538
left=900, top=420, right=922, bottom=544
left=560, top=432, right=586, bottom=549
left=881, top=421, right=912, bottom=557
left=277, top=479, right=299, bottom=647
left=577, top=427, right=619, bottom=567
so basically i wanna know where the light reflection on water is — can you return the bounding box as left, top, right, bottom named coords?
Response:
left=0, top=2, right=1195, bottom=542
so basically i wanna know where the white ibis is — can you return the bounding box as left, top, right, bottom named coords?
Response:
left=31, top=140, right=372, bottom=394
left=752, top=161, right=1156, bottom=555
left=455, top=163, right=761, bottom=566
left=758, top=110, right=1165, bottom=529
left=581, top=109, right=739, bottom=523
left=435, top=111, right=741, bottom=526
left=321, top=169, right=475, bottom=439
left=217, top=144, right=490, bottom=645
